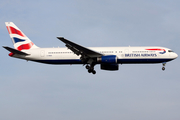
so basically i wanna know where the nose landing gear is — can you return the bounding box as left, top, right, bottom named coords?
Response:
left=162, top=62, right=166, bottom=71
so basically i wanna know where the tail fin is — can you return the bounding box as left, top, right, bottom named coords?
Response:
left=5, top=22, right=39, bottom=51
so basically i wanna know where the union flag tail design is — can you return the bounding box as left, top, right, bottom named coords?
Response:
left=5, top=22, right=39, bottom=51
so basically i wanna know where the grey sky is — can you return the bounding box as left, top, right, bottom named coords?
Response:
left=0, top=0, right=180, bottom=120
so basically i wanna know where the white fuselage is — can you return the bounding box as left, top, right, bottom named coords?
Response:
left=13, top=46, right=178, bottom=64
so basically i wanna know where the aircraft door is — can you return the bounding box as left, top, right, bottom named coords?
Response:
left=124, top=49, right=129, bottom=54
left=40, top=50, right=45, bottom=57
left=121, top=49, right=129, bottom=58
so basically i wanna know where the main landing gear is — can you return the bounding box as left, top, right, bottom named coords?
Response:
left=162, top=62, right=166, bottom=71
left=85, top=64, right=96, bottom=74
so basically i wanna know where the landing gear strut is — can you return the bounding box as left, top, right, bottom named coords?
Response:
left=162, top=62, right=166, bottom=71
left=85, top=64, right=96, bottom=74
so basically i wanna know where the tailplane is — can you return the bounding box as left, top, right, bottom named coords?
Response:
left=3, top=46, right=30, bottom=56
left=5, top=22, right=39, bottom=51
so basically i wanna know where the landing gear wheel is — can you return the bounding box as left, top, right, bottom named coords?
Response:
left=87, top=68, right=96, bottom=74
left=86, top=65, right=90, bottom=69
left=85, top=61, right=96, bottom=74
left=92, top=70, right=96, bottom=74
left=88, top=69, right=92, bottom=73
left=162, top=62, right=166, bottom=71
left=162, top=67, right=165, bottom=71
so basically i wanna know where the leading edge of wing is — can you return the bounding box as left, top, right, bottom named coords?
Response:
left=57, top=37, right=103, bottom=57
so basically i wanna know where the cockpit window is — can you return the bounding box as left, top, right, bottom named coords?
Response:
left=168, top=50, right=174, bottom=52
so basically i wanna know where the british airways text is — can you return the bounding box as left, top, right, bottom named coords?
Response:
left=125, top=54, right=157, bottom=57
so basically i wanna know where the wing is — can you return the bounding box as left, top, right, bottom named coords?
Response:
left=57, top=37, right=103, bottom=58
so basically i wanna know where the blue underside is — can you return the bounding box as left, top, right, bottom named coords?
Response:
left=117, top=59, right=173, bottom=64
left=32, top=58, right=173, bottom=64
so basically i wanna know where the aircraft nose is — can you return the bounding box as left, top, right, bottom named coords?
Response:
left=173, top=53, right=178, bottom=59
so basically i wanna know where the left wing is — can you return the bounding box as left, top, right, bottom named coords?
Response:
left=57, top=37, right=103, bottom=58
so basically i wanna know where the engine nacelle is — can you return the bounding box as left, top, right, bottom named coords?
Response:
left=97, top=55, right=117, bottom=64
left=101, top=64, right=119, bottom=71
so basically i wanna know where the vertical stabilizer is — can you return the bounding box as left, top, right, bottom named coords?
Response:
left=5, top=22, right=39, bottom=51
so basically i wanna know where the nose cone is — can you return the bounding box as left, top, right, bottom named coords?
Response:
left=173, top=53, right=178, bottom=59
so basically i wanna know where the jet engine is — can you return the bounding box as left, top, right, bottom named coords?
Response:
left=97, top=55, right=119, bottom=70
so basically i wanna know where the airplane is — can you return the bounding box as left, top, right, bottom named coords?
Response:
left=3, top=22, right=178, bottom=74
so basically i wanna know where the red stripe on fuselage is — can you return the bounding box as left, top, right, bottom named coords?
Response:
left=146, top=49, right=165, bottom=51
left=17, top=42, right=34, bottom=51
left=9, top=26, right=25, bottom=37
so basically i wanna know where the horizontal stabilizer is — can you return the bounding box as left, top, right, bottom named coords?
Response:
left=3, top=46, right=29, bottom=55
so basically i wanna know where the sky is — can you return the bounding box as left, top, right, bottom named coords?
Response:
left=0, top=0, right=180, bottom=120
